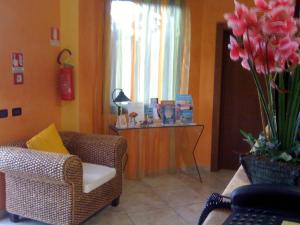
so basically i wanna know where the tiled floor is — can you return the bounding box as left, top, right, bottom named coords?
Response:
left=0, top=170, right=235, bottom=225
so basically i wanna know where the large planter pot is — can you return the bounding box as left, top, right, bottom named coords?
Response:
left=241, top=154, right=300, bottom=186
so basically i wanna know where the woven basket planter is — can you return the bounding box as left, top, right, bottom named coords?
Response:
left=241, top=154, right=300, bottom=186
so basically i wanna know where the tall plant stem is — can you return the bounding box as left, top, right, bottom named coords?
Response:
left=262, top=42, right=272, bottom=110
left=245, top=31, right=276, bottom=138
left=269, top=75, right=275, bottom=110
left=248, top=61, right=277, bottom=138
left=258, top=95, right=268, bottom=139
left=278, top=73, right=286, bottom=149
left=263, top=42, right=273, bottom=139
left=263, top=75, right=272, bottom=139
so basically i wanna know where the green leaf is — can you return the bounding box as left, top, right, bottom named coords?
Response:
left=284, top=66, right=300, bottom=150
left=240, top=129, right=256, bottom=146
left=277, top=152, right=293, bottom=162
left=247, top=60, right=277, bottom=139
left=277, top=73, right=286, bottom=148
left=292, top=143, right=300, bottom=157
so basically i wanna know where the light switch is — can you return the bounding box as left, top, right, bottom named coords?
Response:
left=0, top=109, right=8, bottom=119
left=12, top=107, right=22, bottom=117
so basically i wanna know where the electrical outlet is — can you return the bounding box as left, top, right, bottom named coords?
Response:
left=0, top=109, right=8, bottom=119
left=12, top=107, right=22, bottom=117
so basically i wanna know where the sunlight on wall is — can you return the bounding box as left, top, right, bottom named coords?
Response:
left=60, top=0, right=80, bottom=131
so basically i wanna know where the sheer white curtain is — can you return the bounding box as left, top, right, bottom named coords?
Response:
left=110, top=0, right=190, bottom=104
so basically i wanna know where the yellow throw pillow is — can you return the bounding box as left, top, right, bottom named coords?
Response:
left=26, top=124, right=69, bottom=155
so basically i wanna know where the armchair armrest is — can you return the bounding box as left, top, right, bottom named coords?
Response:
left=0, top=147, right=82, bottom=184
left=60, top=132, right=127, bottom=168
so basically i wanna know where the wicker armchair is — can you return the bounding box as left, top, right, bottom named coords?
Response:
left=0, top=132, right=127, bottom=225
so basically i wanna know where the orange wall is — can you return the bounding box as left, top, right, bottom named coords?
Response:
left=79, top=0, right=105, bottom=133
left=0, top=0, right=61, bottom=144
left=185, top=0, right=205, bottom=165
left=194, top=0, right=254, bottom=166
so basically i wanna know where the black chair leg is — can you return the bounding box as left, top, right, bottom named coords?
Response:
left=111, top=196, right=120, bottom=207
left=9, top=214, right=20, bottom=223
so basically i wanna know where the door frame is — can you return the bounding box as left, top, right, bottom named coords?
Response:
left=211, top=23, right=228, bottom=171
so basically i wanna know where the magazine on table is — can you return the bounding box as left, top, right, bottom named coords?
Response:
left=176, top=94, right=193, bottom=124
left=127, top=102, right=144, bottom=126
left=160, top=100, right=176, bottom=125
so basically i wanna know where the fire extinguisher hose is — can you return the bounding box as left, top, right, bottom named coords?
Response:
left=57, top=49, right=72, bottom=66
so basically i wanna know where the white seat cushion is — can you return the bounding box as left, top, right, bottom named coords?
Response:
left=82, top=163, right=116, bottom=193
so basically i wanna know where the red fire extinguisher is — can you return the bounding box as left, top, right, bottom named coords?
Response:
left=57, top=49, right=74, bottom=101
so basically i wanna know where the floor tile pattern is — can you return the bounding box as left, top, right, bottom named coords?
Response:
left=0, top=170, right=234, bottom=225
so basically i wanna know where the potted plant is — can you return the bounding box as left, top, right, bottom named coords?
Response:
left=225, top=0, right=300, bottom=185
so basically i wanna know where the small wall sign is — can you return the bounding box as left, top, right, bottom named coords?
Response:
left=14, top=73, right=24, bottom=85
left=11, top=52, right=24, bottom=85
left=12, top=52, right=23, bottom=70
left=50, top=27, right=60, bottom=47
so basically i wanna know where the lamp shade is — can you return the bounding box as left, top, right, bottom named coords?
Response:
left=113, top=89, right=130, bottom=103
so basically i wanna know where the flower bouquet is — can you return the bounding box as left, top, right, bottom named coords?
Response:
left=225, top=0, right=300, bottom=185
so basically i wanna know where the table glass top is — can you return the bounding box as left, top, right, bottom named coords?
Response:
left=110, top=123, right=204, bottom=131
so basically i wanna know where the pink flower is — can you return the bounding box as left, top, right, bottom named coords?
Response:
left=224, top=1, right=258, bottom=36
left=275, top=36, right=300, bottom=68
left=254, top=42, right=276, bottom=74
left=262, top=18, right=297, bottom=37
left=269, top=0, right=294, bottom=13
left=254, top=0, right=269, bottom=11
left=234, top=0, right=258, bottom=26
left=224, top=0, right=300, bottom=74
left=225, top=13, right=247, bottom=36
left=277, top=36, right=299, bottom=59
left=240, top=31, right=277, bottom=74
left=228, top=36, right=241, bottom=60
left=241, top=58, right=251, bottom=70
left=287, top=52, right=300, bottom=66
left=242, top=32, right=257, bottom=58
left=260, top=0, right=296, bottom=36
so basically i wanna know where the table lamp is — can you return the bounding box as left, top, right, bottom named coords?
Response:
left=112, top=88, right=130, bottom=128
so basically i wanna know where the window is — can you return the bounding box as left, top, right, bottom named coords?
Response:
left=110, top=0, right=190, bottom=104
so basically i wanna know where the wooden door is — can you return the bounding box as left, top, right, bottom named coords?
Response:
left=218, top=29, right=262, bottom=169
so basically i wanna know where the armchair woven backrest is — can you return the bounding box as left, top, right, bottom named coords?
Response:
left=0, top=132, right=127, bottom=225
left=0, top=139, right=27, bottom=213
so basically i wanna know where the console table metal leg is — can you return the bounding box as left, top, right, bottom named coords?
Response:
left=123, top=153, right=128, bottom=171
left=192, top=126, right=204, bottom=183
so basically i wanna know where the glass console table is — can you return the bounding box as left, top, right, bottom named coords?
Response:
left=110, top=123, right=204, bottom=182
